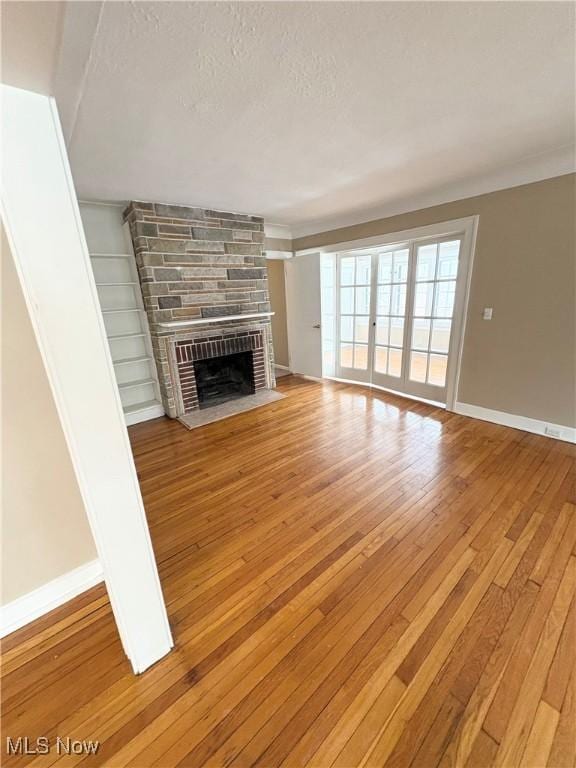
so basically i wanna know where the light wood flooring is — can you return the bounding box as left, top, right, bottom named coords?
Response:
left=1, top=375, right=575, bottom=767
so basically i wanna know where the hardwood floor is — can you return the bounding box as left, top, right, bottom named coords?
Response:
left=2, top=375, right=575, bottom=767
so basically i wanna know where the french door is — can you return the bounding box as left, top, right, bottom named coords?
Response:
left=335, top=236, right=463, bottom=404
left=338, top=251, right=373, bottom=383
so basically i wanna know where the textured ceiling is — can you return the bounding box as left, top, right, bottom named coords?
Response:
left=4, top=2, right=576, bottom=234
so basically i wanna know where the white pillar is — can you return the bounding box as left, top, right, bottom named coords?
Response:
left=1, top=84, right=173, bottom=673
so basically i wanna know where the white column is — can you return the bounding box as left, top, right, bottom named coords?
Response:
left=1, top=84, right=173, bottom=673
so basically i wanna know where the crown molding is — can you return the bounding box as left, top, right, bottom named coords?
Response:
left=290, top=146, right=575, bottom=239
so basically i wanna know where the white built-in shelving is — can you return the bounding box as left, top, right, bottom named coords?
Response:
left=79, top=203, right=164, bottom=426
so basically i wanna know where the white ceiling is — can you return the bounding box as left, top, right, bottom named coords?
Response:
left=2, top=2, right=575, bottom=236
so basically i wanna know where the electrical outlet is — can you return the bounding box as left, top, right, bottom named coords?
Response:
left=544, top=425, right=562, bottom=439
left=482, top=307, right=493, bottom=320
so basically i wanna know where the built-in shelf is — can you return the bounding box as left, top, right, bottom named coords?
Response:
left=113, top=355, right=153, bottom=366
left=118, top=377, right=155, bottom=390
left=82, top=202, right=164, bottom=427
left=157, top=311, right=275, bottom=330
left=123, top=399, right=163, bottom=415
left=123, top=399, right=165, bottom=426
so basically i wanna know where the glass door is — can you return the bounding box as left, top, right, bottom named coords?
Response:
left=371, top=245, right=410, bottom=391
left=335, top=236, right=463, bottom=405
left=403, top=238, right=461, bottom=402
left=337, top=252, right=373, bottom=383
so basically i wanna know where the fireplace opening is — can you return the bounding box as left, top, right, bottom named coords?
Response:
left=194, top=351, right=255, bottom=409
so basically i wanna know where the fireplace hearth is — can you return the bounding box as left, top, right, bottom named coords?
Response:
left=194, top=351, right=255, bottom=409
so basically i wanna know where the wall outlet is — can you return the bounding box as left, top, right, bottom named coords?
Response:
left=544, top=425, right=562, bottom=438
left=482, top=307, right=493, bottom=320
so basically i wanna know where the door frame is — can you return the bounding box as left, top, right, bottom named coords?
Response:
left=295, top=216, right=479, bottom=411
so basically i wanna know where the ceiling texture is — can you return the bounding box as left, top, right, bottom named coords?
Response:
left=2, top=1, right=575, bottom=235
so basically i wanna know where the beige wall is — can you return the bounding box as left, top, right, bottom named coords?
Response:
left=294, top=174, right=576, bottom=427
left=265, top=237, right=293, bottom=252
left=266, top=259, right=290, bottom=368
left=1, top=226, right=97, bottom=605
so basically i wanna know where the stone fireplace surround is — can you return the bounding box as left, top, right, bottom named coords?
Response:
left=124, top=200, right=275, bottom=418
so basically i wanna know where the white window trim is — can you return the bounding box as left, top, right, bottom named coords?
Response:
left=295, top=216, right=479, bottom=412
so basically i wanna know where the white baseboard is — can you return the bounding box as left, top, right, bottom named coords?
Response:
left=274, top=364, right=291, bottom=371
left=454, top=402, right=576, bottom=444
left=1, top=559, right=104, bottom=638
left=295, top=373, right=325, bottom=382
left=124, top=402, right=165, bottom=426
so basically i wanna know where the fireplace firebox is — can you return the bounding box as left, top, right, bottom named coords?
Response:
left=175, top=329, right=269, bottom=414
left=193, top=351, right=255, bottom=409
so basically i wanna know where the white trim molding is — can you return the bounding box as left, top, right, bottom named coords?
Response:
left=294, top=216, right=479, bottom=258
left=265, top=250, right=293, bottom=260
left=158, top=311, right=274, bottom=330
left=1, top=560, right=104, bottom=638
left=454, top=402, right=576, bottom=444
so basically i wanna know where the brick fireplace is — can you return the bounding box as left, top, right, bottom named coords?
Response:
left=175, top=329, right=267, bottom=411
left=123, top=201, right=275, bottom=417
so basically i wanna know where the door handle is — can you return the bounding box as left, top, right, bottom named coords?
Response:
left=312, top=323, right=321, bottom=329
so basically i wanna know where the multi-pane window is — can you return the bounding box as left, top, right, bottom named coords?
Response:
left=373, top=248, right=409, bottom=378
left=339, top=253, right=371, bottom=370
left=408, top=240, right=460, bottom=388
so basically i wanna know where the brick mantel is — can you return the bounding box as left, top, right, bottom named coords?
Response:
left=123, top=201, right=275, bottom=417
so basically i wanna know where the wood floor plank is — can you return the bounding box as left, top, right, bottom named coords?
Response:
left=437, top=581, right=540, bottom=768
left=359, top=540, right=512, bottom=767
left=542, top=593, right=575, bottom=712
left=482, top=521, right=576, bottom=745
left=330, top=676, right=407, bottom=768
left=548, top=671, right=576, bottom=768
left=305, top=545, right=477, bottom=767
left=464, top=729, right=499, bottom=768
left=1, top=376, right=574, bottom=768
left=520, top=699, right=560, bottom=768
left=409, top=692, right=464, bottom=768
left=493, top=556, right=576, bottom=767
